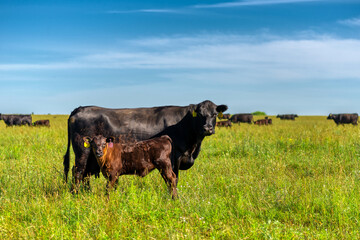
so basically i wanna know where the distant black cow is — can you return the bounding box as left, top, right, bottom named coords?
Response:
left=276, top=114, right=298, bottom=120
left=33, top=120, right=50, bottom=127
left=216, top=120, right=232, bottom=128
left=327, top=113, right=358, bottom=125
left=0, top=114, right=32, bottom=126
left=63, top=100, right=228, bottom=190
left=230, top=114, right=253, bottom=124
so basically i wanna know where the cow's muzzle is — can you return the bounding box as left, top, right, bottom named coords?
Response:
left=203, top=126, right=214, bottom=136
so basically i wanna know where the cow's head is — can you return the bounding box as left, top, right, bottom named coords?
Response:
left=276, top=115, right=280, bottom=118
left=294, top=114, right=299, bottom=118
left=0, top=114, right=2, bottom=120
left=327, top=114, right=333, bottom=120
left=83, top=135, right=115, bottom=157
left=191, top=100, right=228, bottom=136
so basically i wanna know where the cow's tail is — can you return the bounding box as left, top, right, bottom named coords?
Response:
left=63, top=117, right=71, bottom=182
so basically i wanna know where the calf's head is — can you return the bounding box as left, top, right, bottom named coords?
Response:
left=83, top=135, right=115, bottom=157
left=191, top=100, right=228, bottom=136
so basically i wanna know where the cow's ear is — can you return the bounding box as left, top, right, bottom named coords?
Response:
left=189, top=104, right=198, bottom=117
left=216, top=105, right=228, bottom=113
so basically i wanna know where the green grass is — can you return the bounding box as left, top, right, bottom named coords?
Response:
left=0, top=115, right=360, bottom=239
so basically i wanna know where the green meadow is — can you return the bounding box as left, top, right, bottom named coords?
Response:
left=0, top=115, right=360, bottom=239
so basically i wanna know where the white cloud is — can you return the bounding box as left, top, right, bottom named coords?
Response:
left=1, top=34, right=360, bottom=85
left=193, top=0, right=323, bottom=9
left=106, top=0, right=326, bottom=15
left=107, top=9, right=179, bottom=14
left=338, top=17, right=360, bottom=27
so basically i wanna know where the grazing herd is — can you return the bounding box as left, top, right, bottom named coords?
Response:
left=254, top=117, right=272, bottom=125
left=0, top=114, right=32, bottom=126
left=216, top=120, right=232, bottom=127
left=0, top=114, right=50, bottom=127
left=1, top=103, right=359, bottom=198
left=276, top=114, right=298, bottom=120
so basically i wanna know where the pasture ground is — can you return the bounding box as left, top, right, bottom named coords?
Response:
left=0, top=115, right=360, bottom=239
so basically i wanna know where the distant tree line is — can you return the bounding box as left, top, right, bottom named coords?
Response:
left=252, top=111, right=266, bottom=116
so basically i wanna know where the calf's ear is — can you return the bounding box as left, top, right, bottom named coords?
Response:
left=216, top=104, right=228, bottom=113
left=106, top=137, right=115, bottom=148
left=82, top=137, right=92, bottom=148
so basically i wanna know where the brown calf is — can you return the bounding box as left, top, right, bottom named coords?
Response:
left=33, top=119, right=50, bottom=127
left=216, top=120, right=232, bottom=127
left=83, top=135, right=177, bottom=198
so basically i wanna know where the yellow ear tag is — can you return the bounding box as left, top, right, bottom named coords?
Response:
left=218, top=112, right=223, bottom=118
left=192, top=110, right=197, bottom=117
left=84, top=142, right=90, bottom=148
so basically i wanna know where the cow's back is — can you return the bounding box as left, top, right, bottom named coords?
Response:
left=339, top=114, right=358, bottom=123
left=69, top=106, right=190, bottom=140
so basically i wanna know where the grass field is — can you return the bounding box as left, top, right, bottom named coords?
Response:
left=0, top=115, right=360, bottom=239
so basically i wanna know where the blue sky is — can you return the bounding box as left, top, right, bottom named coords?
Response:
left=1, top=0, right=360, bottom=115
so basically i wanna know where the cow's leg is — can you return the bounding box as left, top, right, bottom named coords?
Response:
left=171, top=156, right=181, bottom=185
left=71, top=140, right=91, bottom=193
left=170, top=151, right=180, bottom=183
left=82, top=173, right=92, bottom=191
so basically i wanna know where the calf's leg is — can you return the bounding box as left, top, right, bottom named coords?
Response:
left=106, top=172, right=119, bottom=195
left=159, top=162, right=178, bottom=199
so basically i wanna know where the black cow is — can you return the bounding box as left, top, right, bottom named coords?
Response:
left=327, top=113, right=358, bottom=125
left=0, top=114, right=32, bottom=126
left=230, top=114, right=253, bottom=124
left=63, top=100, right=228, bottom=190
left=276, top=114, right=298, bottom=120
